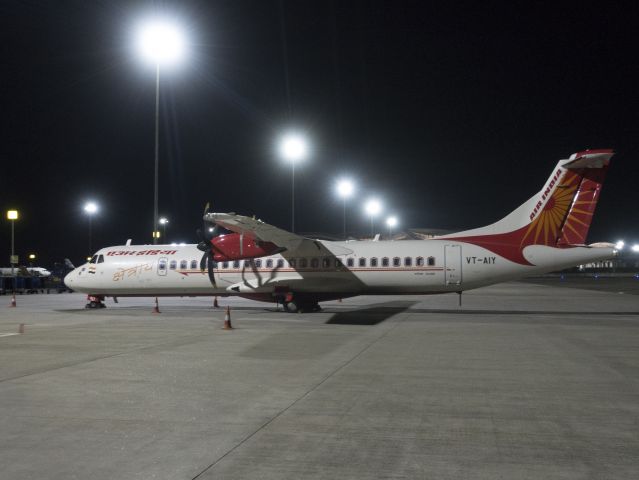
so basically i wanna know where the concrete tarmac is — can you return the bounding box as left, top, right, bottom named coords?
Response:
left=1, top=281, right=639, bottom=479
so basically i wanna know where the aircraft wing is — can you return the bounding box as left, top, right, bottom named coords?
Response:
left=204, top=212, right=353, bottom=256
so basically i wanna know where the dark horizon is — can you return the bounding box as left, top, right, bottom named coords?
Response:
left=2, top=1, right=639, bottom=266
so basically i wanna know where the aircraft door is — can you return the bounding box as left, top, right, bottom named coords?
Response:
left=444, top=245, right=462, bottom=286
left=157, top=257, right=168, bottom=276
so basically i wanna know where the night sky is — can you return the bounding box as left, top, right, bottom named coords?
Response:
left=2, top=1, right=639, bottom=266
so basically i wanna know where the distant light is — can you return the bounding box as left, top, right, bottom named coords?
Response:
left=152, top=231, right=161, bottom=238
left=86, top=256, right=92, bottom=262
left=279, top=132, right=309, bottom=163
left=170, top=243, right=177, bottom=246
left=632, top=244, right=639, bottom=253
left=364, top=199, right=382, bottom=217
left=159, top=217, right=169, bottom=225
left=615, top=240, right=625, bottom=250
left=208, top=227, right=215, bottom=232
left=84, top=202, right=98, bottom=215
left=336, top=179, right=355, bottom=199
left=28, top=254, right=36, bottom=260
left=7, top=210, right=18, bottom=220
left=386, top=216, right=398, bottom=228
left=135, top=18, right=187, bottom=67
left=178, top=242, right=186, bottom=246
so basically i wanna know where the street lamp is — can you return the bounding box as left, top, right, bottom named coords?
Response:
left=386, top=216, right=398, bottom=238
left=6, top=210, right=18, bottom=276
left=135, top=16, right=188, bottom=244
left=84, top=202, right=98, bottom=255
left=336, top=178, right=355, bottom=240
left=279, top=132, right=309, bottom=232
left=364, top=199, right=382, bottom=238
left=159, top=217, right=169, bottom=241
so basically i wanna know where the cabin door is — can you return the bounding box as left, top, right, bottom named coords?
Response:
left=444, top=245, right=462, bottom=286
left=157, top=257, right=168, bottom=276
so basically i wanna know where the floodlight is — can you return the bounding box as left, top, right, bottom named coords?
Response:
left=135, top=18, right=187, bottom=67
left=336, top=179, right=355, bottom=198
left=159, top=217, right=169, bottom=225
left=615, top=240, right=625, bottom=250
left=84, top=202, right=98, bottom=215
left=7, top=210, right=18, bottom=220
left=386, top=216, right=398, bottom=228
left=364, top=199, right=382, bottom=217
left=632, top=244, right=639, bottom=253
left=279, top=133, right=309, bottom=163
left=28, top=254, right=36, bottom=260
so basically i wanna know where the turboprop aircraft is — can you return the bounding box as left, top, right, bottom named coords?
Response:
left=64, top=149, right=616, bottom=312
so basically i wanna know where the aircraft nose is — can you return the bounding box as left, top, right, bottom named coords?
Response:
left=64, top=270, right=76, bottom=289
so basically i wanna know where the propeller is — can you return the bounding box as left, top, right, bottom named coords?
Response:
left=196, top=203, right=221, bottom=287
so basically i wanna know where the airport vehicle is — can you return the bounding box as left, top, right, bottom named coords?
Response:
left=0, top=266, right=51, bottom=277
left=64, top=149, right=616, bottom=312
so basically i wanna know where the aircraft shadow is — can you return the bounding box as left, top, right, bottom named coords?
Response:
left=326, top=300, right=416, bottom=326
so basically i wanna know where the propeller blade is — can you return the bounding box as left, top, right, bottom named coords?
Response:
left=207, top=252, right=216, bottom=287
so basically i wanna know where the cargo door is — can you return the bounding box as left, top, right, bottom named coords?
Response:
left=444, top=245, right=462, bottom=286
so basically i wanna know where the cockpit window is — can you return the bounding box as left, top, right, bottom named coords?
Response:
left=97, top=255, right=104, bottom=264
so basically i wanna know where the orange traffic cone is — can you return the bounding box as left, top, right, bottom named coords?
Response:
left=213, top=296, right=219, bottom=308
left=152, top=297, right=161, bottom=314
left=9, top=294, right=16, bottom=308
left=18, top=323, right=25, bottom=334
left=223, top=306, right=233, bottom=330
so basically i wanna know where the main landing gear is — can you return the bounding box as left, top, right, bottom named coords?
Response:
left=85, top=295, right=106, bottom=309
left=280, top=293, right=321, bottom=313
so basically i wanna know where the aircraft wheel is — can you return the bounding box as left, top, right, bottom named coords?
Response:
left=284, top=301, right=298, bottom=313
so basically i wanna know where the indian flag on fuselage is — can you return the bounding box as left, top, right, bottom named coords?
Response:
left=439, top=149, right=613, bottom=266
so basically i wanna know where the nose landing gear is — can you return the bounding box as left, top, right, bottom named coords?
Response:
left=85, top=295, right=106, bottom=309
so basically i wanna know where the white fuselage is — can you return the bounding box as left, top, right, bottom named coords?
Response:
left=64, top=239, right=614, bottom=300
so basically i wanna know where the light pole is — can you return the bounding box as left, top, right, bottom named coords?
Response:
left=386, top=216, right=398, bottom=239
left=135, top=17, right=187, bottom=244
left=279, top=132, right=309, bottom=232
left=84, top=202, right=98, bottom=255
left=6, top=210, right=18, bottom=276
left=159, top=217, right=168, bottom=242
left=364, top=199, right=382, bottom=238
left=336, top=178, right=354, bottom=240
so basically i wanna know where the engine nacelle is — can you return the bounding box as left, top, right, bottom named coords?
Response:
left=210, top=233, right=282, bottom=261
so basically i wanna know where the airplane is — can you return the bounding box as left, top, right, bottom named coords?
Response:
left=0, top=266, right=51, bottom=277
left=64, top=149, right=617, bottom=312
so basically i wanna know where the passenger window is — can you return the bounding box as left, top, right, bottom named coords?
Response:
left=233, top=260, right=240, bottom=269
left=404, top=257, right=412, bottom=267
left=244, top=259, right=252, bottom=268
left=299, top=258, right=308, bottom=268
left=416, top=257, right=424, bottom=266
left=158, top=259, right=167, bottom=271
left=190, top=260, right=198, bottom=269
left=255, top=259, right=262, bottom=268
left=393, top=257, right=400, bottom=267
left=311, top=258, right=319, bottom=268
left=359, top=258, right=366, bottom=267
left=382, top=257, right=389, bottom=267
left=220, top=261, right=227, bottom=269
left=169, top=260, right=177, bottom=270
left=428, top=256, right=436, bottom=266
left=97, top=255, right=104, bottom=264
left=289, top=258, right=296, bottom=268
left=347, top=258, right=354, bottom=267
left=371, top=257, right=378, bottom=267
left=276, top=259, right=284, bottom=268
left=335, top=259, right=343, bottom=268
left=322, top=258, right=330, bottom=268
left=266, top=259, right=273, bottom=268
left=180, top=260, right=187, bottom=269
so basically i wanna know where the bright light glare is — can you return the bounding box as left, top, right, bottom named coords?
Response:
left=7, top=210, right=18, bottom=220
left=135, top=18, right=187, bottom=67
left=279, top=133, right=309, bottom=163
left=615, top=240, right=625, bottom=250
left=159, top=217, right=169, bottom=225
left=336, top=179, right=354, bottom=198
left=84, top=202, right=98, bottom=215
left=386, top=216, right=398, bottom=228
left=364, top=199, right=382, bottom=217
left=632, top=244, right=639, bottom=253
